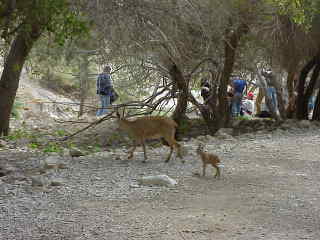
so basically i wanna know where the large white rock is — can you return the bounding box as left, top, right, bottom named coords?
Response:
left=137, top=175, right=177, bottom=187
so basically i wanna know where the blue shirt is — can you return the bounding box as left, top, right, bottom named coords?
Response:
left=233, top=79, right=246, bottom=93
left=97, top=73, right=112, bottom=95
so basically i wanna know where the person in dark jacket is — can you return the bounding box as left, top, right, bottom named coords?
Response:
left=96, top=65, right=113, bottom=116
left=200, top=78, right=211, bottom=104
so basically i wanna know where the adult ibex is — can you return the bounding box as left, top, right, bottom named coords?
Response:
left=116, top=111, right=183, bottom=163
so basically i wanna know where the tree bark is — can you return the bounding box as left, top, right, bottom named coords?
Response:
left=296, top=54, right=320, bottom=120
left=0, top=25, right=41, bottom=136
left=218, top=23, right=248, bottom=128
left=169, top=64, right=189, bottom=125
left=78, top=53, right=89, bottom=117
left=286, top=69, right=299, bottom=118
left=255, top=88, right=263, bottom=115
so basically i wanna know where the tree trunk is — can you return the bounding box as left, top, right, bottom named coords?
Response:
left=0, top=26, right=41, bottom=136
left=296, top=54, right=320, bottom=119
left=303, top=63, right=320, bottom=119
left=78, top=53, right=89, bottom=117
left=218, top=23, right=249, bottom=128
left=255, top=88, right=263, bottom=115
left=286, top=69, right=299, bottom=118
left=169, top=64, right=189, bottom=125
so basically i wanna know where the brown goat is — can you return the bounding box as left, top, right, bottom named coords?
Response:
left=116, top=112, right=183, bottom=163
left=196, top=144, right=221, bottom=178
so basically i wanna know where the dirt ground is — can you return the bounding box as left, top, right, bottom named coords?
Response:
left=1, top=127, right=320, bottom=240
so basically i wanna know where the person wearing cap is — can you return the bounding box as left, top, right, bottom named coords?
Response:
left=231, top=77, right=247, bottom=117
left=200, top=78, right=211, bottom=104
left=242, top=92, right=255, bottom=116
left=261, top=69, right=278, bottom=113
left=96, top=65, right=113, bottom=116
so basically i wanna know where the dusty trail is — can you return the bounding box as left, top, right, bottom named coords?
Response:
left=1, top=128, right=320, bottom=240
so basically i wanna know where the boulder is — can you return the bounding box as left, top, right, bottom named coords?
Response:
left=298, top=120, right=311, bottom=128
left=69, top=147, right=85, bottom=157
left=137, top=175, right=177, bottom=187
left=43, top=156, right=66, bottom=169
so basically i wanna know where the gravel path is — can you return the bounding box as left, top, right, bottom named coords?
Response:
left=1, top=127, right=320, bottom=240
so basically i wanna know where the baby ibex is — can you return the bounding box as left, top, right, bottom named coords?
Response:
left=116, top=111, right=183, bottom=163
left=196, top=144, right=221, bottom=178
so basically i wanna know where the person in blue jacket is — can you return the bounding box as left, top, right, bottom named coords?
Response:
left=96, top=65, right=113, bottom=116
left=231, top=77, right=247, bottom=117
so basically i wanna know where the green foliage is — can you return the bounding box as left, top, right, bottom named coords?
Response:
left=5, top=129, right=29, bottom=141
left=11, top=100, right=23, bottom=119
left=28, top=142, right=40, bottom=149
left=268, top=0, right=320, bottom=28
left=36, top=70, right=78, bottom=95
left=43, top=142, right=63, bottom=153
left=235, top=115, right=251, bottom=121
left=90, top=144, right=102, bottom=153
left=55, top=129, right=67, bottom=137
left=1, top=1, right=89, bottom=43
left=177, top=118, right=192, bottom=135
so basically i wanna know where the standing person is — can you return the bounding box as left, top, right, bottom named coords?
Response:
left=261, top=69, right=278, bottom=113
left=200, top=78, right=211, bottom=104
left=308, top=95, right=316, bottom=118
left=227, top=86, right=234, bottom=115
left=96, top=65, right=113, bottom=117
left=231, top=77, right=247, bottom=117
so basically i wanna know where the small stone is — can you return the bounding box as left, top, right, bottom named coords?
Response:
left=50, top=178, right=64, bottom=186
left=31, top=176, right=45, bottom=187
left=298, top=120, right=311, bottom=128
left=69, top=148, right=85, bottom=157
left=0, top=139, right=8, bottom=148
left=43, top=156, right=62, bottom=169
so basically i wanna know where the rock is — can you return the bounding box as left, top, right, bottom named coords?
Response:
left=16, top=138, right=30, bottom=147
left=0, top=164, right=17, bottom=177
left=179, top=145, right=189, bottom=158
left=50, top=178, right=64, bottom=186
left=31, top=176, right=46, bottom=187
left=232, top=119, right=242, bottom=128
left=219, top=128, right=234, bottom=135
left=62, top=148, right=70, bottom=156
left=43, top=156, right=66, bottom=169
left=69, top=147, right=85, bottom=157
left=137, top=175, right=178, bottom=187
left=280, top=122, right=292, bottom=130
left=215, top=128, right=234, bottom=140
left=196, top=135, right=209, bottom=143
left=298, top=120, right=311, bottom=128
left=0, top=139, right=8, bottom=148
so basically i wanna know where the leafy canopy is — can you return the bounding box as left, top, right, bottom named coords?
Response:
left=0, top=0, right=88, bottom=45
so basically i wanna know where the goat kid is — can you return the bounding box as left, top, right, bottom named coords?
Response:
left=116, top=112, right=183, bottom=163
left=196, top=144, right=221, bottom=178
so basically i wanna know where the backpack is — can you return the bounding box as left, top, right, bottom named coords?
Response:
left=110, top=88, right=119, bottom=103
